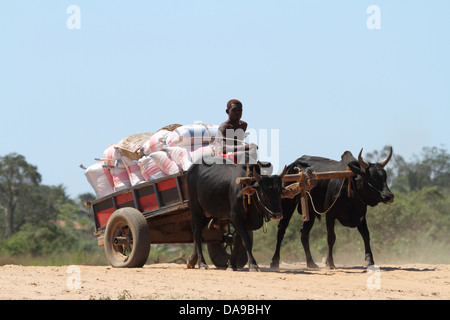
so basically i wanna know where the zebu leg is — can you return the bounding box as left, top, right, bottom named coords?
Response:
left=301, top=213, right=319, bottom=268
left=227, top=233, right=241, bottom=271
left=270, top=198, right=296, bottom=270
left=232, top=213, right=260, bottom=272
left=325, top=216, right=336, bottom=269
left=357, top=218, right=375, bottom=266
left=188, top=202, right=208, bottom=270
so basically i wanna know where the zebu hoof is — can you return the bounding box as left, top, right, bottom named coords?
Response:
left=270, top=262, right=279, bottom=270
left=187, top=259, right=197, bottom=269
left=364, top=255, right=375, bottom=267
left=324, top=257, right=335, bottom=269
left=187, top=259, right=196, bottom=269
left=226, top=266, right=237, bottom=271
left=199, top=263, right=209, bottom=270
left=187, top=255, right=197, bottom=269
left=326, top=260, right=336, bottom=269
left=249, top=264, right=260, bottom=272
left=306, top=261, right=319, bottom=269
left=364, top=261, right=375, bottom=268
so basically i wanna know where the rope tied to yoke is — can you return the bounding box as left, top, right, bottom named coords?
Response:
left=305, top=178, right=346, bottom=216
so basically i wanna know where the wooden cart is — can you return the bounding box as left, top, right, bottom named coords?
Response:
left=88, top=172, right=247, bottom=268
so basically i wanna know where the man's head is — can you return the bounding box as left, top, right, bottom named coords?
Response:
left=226, top=99, right=243, bottom=122
left=227, top=99, right=242, bottom=110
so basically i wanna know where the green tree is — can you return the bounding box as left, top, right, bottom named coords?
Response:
left=0, top=153, right=41, bottom=237
left=366, top=145, right=450, bottom=192
left=392, top=146, right=450, bottom=192
left=14, top=184, right=67, bottom=231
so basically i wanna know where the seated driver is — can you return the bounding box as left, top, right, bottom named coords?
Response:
left=215, top=99, right=257, bottom=164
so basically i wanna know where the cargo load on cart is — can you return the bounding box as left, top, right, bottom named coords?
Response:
left=83, top=123, right=219, bottom=199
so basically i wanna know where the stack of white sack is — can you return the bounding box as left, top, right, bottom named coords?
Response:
left=120, top=154, right=145, bottom=187
left=84, top=162, right=115, bottom=198
left=141, top=123, right=218, bottom=154
left=138, top=123, right=218, bottom=177
left=84, top=145, right=138, bottom=197
left=84, top=123, right=219, bottom=198
left=96, top=145, right=131, bottom=192
left=102, top=145, right=135, bottom=191
left=165, top=123, right=218, bottom=148
left=138, top=155, right=166, bottom=181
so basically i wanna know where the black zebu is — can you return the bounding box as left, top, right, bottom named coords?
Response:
left=270, top=148, right=394, bottom=269
left=187, top=161, right=290, bottom=271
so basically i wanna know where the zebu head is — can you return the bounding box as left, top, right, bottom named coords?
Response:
left=240, top=166, right=290, bottom=221
left=347, top=147, right=395, bottom=207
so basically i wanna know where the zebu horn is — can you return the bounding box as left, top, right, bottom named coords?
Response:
left=379, top=146, right=393, bottom=168
left=358, top=148, right=370, bottom=169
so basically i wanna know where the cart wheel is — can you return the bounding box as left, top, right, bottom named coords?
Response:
left=104, top=207, right=150, bottom=268
left=207, top=225, right=250, bottom=270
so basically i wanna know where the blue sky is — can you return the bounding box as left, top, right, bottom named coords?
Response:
left=1, top=1, right=449, bottom=198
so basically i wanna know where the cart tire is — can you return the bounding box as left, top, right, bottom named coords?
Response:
left=104, top=207, right=150, bottom=268
left=207, top=230, right=250, bottom=270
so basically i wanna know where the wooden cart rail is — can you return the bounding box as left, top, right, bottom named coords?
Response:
left=89, top=173, right=188, bottom=231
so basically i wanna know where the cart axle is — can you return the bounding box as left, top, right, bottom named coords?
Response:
left=114, top=236, right=132, bottom=246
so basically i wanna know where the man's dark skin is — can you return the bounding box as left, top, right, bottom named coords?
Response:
left=216, top=99, right=257, bottom=164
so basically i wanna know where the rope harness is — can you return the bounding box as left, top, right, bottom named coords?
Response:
left=242, top=189, right=273, bottom=233
left=352, top=176, right=387, bottom=206
left=253, top=191, right=270, bottom=233
left=305, top=178, right=346, bottom=215
left=305, top=175, right=386, bottom=215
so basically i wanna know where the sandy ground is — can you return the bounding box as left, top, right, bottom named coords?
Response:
left=0, top=262, right=448, bottom=300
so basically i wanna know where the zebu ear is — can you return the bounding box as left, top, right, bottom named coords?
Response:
left=241, top=186, right=257, bottom=196
left=348, top=161, right=365, bottom=176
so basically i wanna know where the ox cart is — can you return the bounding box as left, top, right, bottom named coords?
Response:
left=88, top=172, right=249, bottom=268
left=88, top=166, right=355, bottom=268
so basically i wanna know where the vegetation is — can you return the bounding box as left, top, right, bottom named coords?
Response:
left=0, top=146, right=449, bottom=266
left=0, top=153, right=104, bottom=265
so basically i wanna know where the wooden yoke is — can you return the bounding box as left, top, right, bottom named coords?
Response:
left=288, top=167, right=313, bottom=222
left=284, top=169, right=355, bottom=221
left=235, top=167, right=356, bottom=222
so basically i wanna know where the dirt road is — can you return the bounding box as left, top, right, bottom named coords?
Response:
left=0, top=262, right=448, bottom=300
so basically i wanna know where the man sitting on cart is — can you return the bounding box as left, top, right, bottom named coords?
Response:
left=214, top=99, right=258, bottom=165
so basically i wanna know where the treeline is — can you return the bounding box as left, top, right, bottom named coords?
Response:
left=0, top=146, right=449, bottom=266
left=0, top=153, right=102, bottom=265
